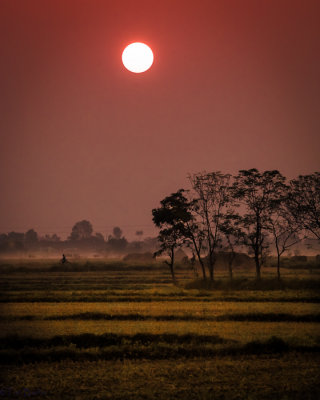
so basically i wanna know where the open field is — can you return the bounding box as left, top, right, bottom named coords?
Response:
left=2, top=355, right=319, bottom=400
left=0, top=259, right=319, bottom=399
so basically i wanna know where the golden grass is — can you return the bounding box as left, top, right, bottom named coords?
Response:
left=1, top=265, right=320, bottom=398
left=2, top=301, right=319, bottom=318
left=1, top=320, right=318, bottom=346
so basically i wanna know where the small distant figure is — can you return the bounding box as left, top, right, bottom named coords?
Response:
left=61, top=254, right=67, bottom=264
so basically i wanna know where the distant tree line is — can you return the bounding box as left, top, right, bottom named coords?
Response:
left=0, top=221, right=157, bottom=256
left=152, top=169, right=320, bottom=282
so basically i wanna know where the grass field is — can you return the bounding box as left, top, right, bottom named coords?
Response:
left=0, top=259, right=319, bottom=399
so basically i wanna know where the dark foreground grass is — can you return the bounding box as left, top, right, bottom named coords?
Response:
left=1, top=292, right=320, bottom=303
left=1, top=266, right=319, bottom=399
left=1, top=334, right=320, bottom=364
left=0, top=332, right=236, bottom=351
left=1, top=312, right=320, bottom=322
left=1, top=354, right=320, bottom=399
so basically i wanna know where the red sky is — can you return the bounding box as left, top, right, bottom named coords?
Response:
left=1, top=0, right=319, bottom=239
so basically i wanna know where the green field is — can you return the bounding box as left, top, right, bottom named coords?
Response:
left=0, top=260, right=319, bottom=399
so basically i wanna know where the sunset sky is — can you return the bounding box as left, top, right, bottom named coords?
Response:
left=1, top=0, right=319, bottom=239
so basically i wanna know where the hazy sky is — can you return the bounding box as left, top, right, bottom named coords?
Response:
left=1, top=0, right=319, bottom=239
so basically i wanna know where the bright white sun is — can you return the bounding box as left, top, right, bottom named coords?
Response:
left=122, top=42, right=154, bottom=73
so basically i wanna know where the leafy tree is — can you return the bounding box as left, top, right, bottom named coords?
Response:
left=69, top=220, right=93, bottom=241
left=106, top=237, right=128, bottom=252
left=7, top=232, right=25, bottom=251
left=152, top=190, right=193, bottom=283
left=288, top=173, right=320, bottom=240
left=42, top=233, right=61, bottom=242
left=232, top=169, right=286, bottom=279
left=152, top=188, right=208, bottom=280
left=268, top=186, right=302, bottom=280
left=94, top=232, right=105, bottom=242
left=219, top=213, right=242, bottom=280
left=25, top=229, right=38, bottom=244
left=154, top=227, right=184, bottom=284
left=151, top=169, right=319, bottom=282
left=184, top=218, right=207, bottom=280
left=106, top=227, right=127, bottom=252
left=112, top=227, right=123, bottom=240
left=189, top=172, right=231, bottom=281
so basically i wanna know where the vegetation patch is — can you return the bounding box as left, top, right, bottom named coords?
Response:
left=1, top=334, right=320, bottom=364
left=0, top=332, right=233, bottom=350
left=185, top=278, right=320, bottom=291
left=1, top=264, right=320, bottom=398
left=1, top=312, right=320, bottom=323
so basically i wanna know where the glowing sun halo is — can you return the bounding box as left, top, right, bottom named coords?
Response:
left=122, top=42, right=154, bottom=73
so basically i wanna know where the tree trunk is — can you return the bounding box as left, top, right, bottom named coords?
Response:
left=191, top=236, right=206, bottom=280
left=274, top=238, right=281, bottom=281
left=166, top=248, right=177, bottom=285
left=199, top=259, right=207, bottom=280
left=254, top=250, right=261, bottom=280
left=255, top=216, right=261, bottom=280
left=277, top=253, right=281, bottom=281
left=170, top=263, right=176, bottom=283
left=209, top=266, right=214, bottom=281
left=226, top=236, right=235, bottom=280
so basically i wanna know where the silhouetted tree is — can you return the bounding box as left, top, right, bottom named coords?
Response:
left=219, top=213, right=242, bottom=280
left=112, top=227, right=123, bottom=240
left=69, top=220, right=93, bottom=241
left=268, top=185, right=302, bottom=280
left=189, top=172, right=231, bottom=281
left=94, top=232, right=105, bottom=242
left=151, top=169, right=320, bottom=281
left=184, top=219, right=207, bottom=280
left=40, top=234, right=60, bottom=242
left=7, top=232, right=25, bottom=251
left=106, top=237, right=128, bottom=252
left=152, top=190, right=193, bottom=283
left=106, top=227, right=127, bottom=252
left=25, top=229, right=38, bottom=245
left=232, top=169, right=286, bottom=279
left=154, top=227, right=184, bottom=284
left=288, top=173, right=320, bottom=240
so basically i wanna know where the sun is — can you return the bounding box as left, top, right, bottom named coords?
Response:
left=122, top=42, right=154, bottom=73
